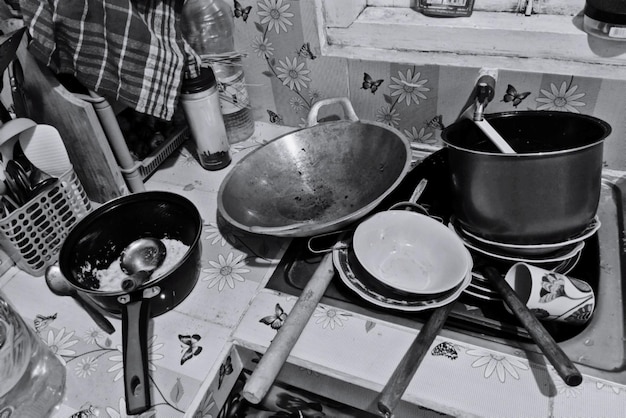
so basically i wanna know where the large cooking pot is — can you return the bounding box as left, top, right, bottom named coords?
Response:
left=218, top=97, right=412, bottom=237
left=57, top=191, right=202, bottom=415
left=441, top=111, right=611, bottom=245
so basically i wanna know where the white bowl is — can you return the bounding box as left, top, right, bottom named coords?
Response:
left=353, top=210, right=470, bottom=295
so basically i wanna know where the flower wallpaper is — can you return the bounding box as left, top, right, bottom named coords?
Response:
left=233, top=0, right=626, bottom=170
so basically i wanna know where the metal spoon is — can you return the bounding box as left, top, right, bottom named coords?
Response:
left=119, top=237, right=166, bottom=292
left=45, top=265, right=116, bottom=334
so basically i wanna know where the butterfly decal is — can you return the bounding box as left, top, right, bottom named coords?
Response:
left=34, top=313, right=57, bottom=333
left=431, top=341, right=459, bottom=360
left=361, top=73, right=384, bottom=94
left=260, top=303, right=287, bottom=330
left=218, top=355, right=234, bottom=389
left=179, top=334, right=203, bottom=365
left=424, top=115, right=445, bottom=130
left=296, top=42, right=317, bottom=60
left=69, top=405, right=98, bottom=418
left=502, top=84, right=531, bottom=108
left=267, top=109, right=283, bottom=125
left=234, top=0, right=252, bottom=21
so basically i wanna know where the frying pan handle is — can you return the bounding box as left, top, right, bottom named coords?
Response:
left=122, top=300, right=152, bottom=415
left=306, top=97, right=359, bottom=127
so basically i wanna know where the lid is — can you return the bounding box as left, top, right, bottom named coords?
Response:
left=584, top=0, right=626, bottom=25
left=182, top=66, right=217, bottom=93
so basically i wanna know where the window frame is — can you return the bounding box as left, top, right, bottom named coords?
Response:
left=314, top=0, right=626, bottom=80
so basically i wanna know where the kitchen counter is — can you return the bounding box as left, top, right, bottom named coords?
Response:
left=1, top=121, right=626, bottom=417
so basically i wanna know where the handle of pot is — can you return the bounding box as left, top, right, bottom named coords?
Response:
left=242, top=252, right=335, bottom=404
left=306, top=97, right=359, bottom=127
left=122, top=299, right=152, bottom=415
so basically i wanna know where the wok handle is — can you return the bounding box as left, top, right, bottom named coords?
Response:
left=377, top=302, right=455, bottom=418
left=306, top=97, right=359, bottom=127
left=483, top=266, right=583, bottom=386
left=122, top=300, right=151, bottom=415
left=243, top=252, right=335, bottom=404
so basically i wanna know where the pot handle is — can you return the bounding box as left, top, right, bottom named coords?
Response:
left=306, top=97, right=359, bottom=127
left=122, top=299, right=151, bottom=415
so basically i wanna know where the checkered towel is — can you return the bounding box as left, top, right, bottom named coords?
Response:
left=19, top=0, right=200, bottom=120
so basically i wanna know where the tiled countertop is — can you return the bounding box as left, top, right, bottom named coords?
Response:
left=0, top=122, right=294, bottom=417
left=2, top=121, right=626, bottom=417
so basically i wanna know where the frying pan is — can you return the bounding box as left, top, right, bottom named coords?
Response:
left=233, top=98, right=412, bottom=403
left=57, top=191, right=202, bottom=415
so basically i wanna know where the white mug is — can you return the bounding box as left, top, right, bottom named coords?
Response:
left=504, top=262, right=595, bottom=325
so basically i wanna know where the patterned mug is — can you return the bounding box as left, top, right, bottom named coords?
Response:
left=504, top=262, right=595, bottom=325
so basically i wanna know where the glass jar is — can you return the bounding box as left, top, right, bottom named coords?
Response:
left=0, top=291, right=66, bottom=417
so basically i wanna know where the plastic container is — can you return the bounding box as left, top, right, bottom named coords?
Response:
left=182, top=0, right=255, bottom=144
left=0, top=290, right=66, bottom=417
left=180, top=66, right=231, bottom=170
left=0, top=169, right=92, bottom=276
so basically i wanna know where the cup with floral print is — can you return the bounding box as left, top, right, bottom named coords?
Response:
left=504, top=262, right=595, bottom=325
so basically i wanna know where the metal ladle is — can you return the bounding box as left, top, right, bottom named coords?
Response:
left=45, top=265, right=116, bottom=334
left=119, top=238, right=167, bottom=292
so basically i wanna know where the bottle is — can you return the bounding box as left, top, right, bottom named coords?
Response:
left=180, top=66, right=232, bottom=170
left=182, top=0, right=255, bottom=144
left=0, top=291, right=66, bottom=417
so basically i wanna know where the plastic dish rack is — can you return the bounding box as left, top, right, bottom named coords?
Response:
left=0, top=169, right=92, bottom=276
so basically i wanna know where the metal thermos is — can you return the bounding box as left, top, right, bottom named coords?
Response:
left=180, top=66, right=231, bottom=170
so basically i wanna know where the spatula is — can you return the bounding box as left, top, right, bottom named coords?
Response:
left=18, top=124, right=73, bottom=177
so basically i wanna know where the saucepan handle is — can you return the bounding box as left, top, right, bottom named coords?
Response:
left=122, top=299, right=152, bottom=415
left=306, top=97, right=359, bottom=127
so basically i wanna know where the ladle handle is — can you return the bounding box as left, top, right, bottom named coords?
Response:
left=122, top=300, right=151, bottom=415
left=483, top=266, right=583, bottom=386
left=242, top=252, right=335, bottom=404
left=73, top=293, right=115, bottom=335
left=377, top=302, right=455, bottom=417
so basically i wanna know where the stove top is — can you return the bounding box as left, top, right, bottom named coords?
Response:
left=265, top=150, right=626, bottom=384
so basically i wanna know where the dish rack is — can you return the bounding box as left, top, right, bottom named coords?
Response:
left=0, top=169, right=91, bottom=276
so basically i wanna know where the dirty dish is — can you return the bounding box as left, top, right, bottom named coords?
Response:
left=353, top=210, right=470, bottom=295
left=333, top=236, right=473, bottom=312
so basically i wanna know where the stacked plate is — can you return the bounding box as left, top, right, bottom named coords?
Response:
left=448, top=216, right=600, bottom=302
left=332, top=210, right=473, bottom=312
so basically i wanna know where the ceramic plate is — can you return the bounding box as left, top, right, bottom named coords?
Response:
left=333, top=237, right=473, bottom=312
left=449, top=222, right=585, bottom=264
left=453, top=216, right=600, bottom=256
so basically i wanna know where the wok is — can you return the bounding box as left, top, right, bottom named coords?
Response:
left=218, top=97, right=412, bottom=237
left=237, top=98, right=411, bottom=404
left=57, top=191, right=202, bottom=415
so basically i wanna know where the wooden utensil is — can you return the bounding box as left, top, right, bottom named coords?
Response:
left=242, top=252, right=335, bottom=404
left=482, top=266, right=582, bottom=386
left=377, top=301, right=455, bottom=418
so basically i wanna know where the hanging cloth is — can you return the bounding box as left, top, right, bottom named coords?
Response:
left=19, top=0, right=200, bottom=120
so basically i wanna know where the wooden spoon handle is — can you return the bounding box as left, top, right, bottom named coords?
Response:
left=483, top=266, right=582, bottom=386
left=378, top=302, right=455, bottom=417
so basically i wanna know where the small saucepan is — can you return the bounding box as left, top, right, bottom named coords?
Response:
left=57, top=191, right=202, bottom=415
